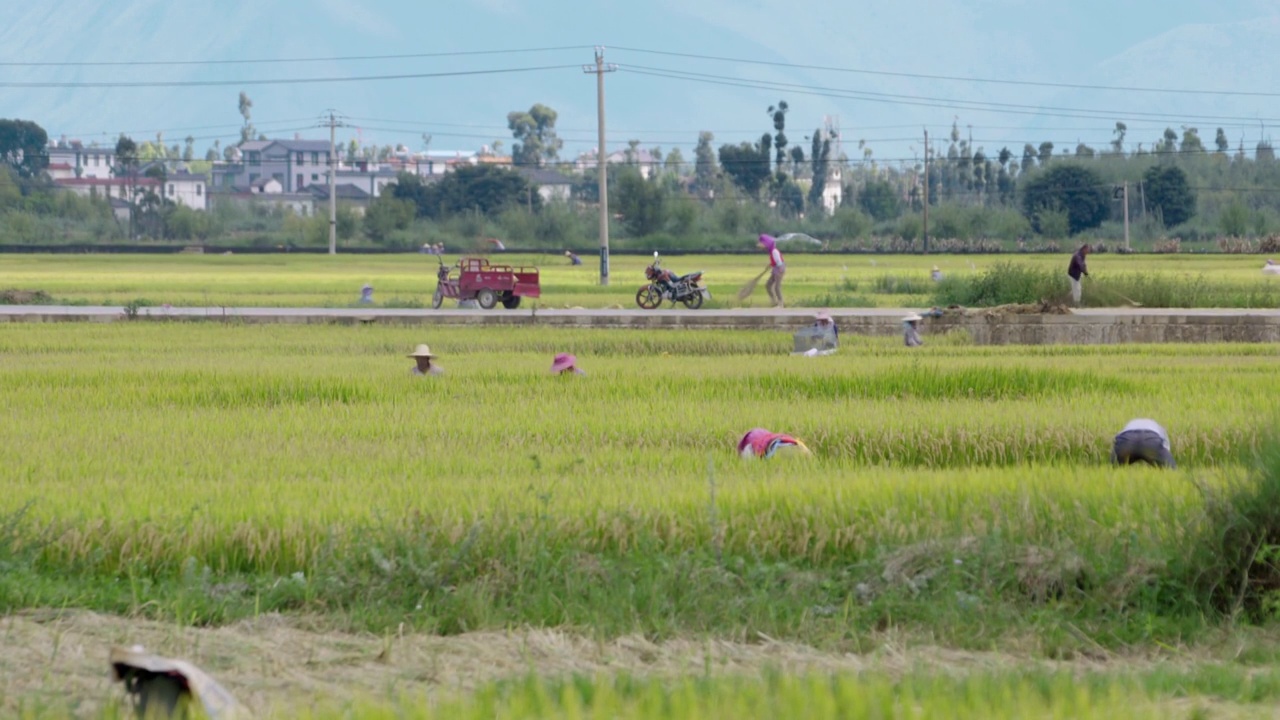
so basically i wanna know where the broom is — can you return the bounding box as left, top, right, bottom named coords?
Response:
left=737, top=268, right=769, bottom=302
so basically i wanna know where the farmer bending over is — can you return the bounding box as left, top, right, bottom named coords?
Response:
left=408, top=344, right=443, bottom=376
left=1067, top=244, right=1090, bottom=306
left=1112, top=418, right=1176, bottom=469
left=737, top=428, right=810, bottom=459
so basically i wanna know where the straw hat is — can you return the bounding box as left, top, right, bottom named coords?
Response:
left=932, top=265, right=940, bottom=271
left=550, top=353, right=578, bottom=373
left=902, top=313, right=923, bottom=323
left=814, top=310, right=833, bottom=322
left=407, top=344, right=437, bottom=358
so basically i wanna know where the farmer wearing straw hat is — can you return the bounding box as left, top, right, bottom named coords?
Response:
left=931, top=265, right=943, bottom=282
left=758, top=234, right=786, bottom=308
left=813, top=310, right=839, bottom=344
left=551, top=353, right=585, bottom=375
left=1111, top=418, right=1176, bottom=469
left=1067, top=244, right=1090, bottom=306
left=903, top=313, right=924, bottom=347
left=408, top=344, right=443, bottom=376
left=565, top=250, right=582, bottom=266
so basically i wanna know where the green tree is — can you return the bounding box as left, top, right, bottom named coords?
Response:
left=0, top=119, right=49, bottom=180
left=1215, top=128, right=1230, bottom=154
left=718, top=135, right=772, bottom=199
left=1037, top=142, right=1054, bottom=166
left=613, top=168, right=666, bottom=236
left=664, top=148, right=685, bottom=176
left=1180, top=127, right=1205, bottom=154
left=238, top=92, right=255, bottom=143
left=1157, top=128, right=1178, bottom=155
left=1020, top=164, right=1108, bottom=235
left=1219, top=199, right=1249, bottom=236
left=114, top=135, right=140, bottom=237
left=857, top=179, right=901, bottom=221
left=1143, top=164, right=1195, bottom=227
left=1111, top=122, right=1127, bottom=155
left=507, top=104, right=562, bottom=167
left=807, top=130, right=832, bottom=211
left=205, top=140, right=220, bottom=162
left=363, top=196, right=416, bottom=243
left=771, top=176, right=804, bottom=217
left=183, top=136, right=194, bottom=161
left=392, top=165, right=537, bottom=218
left=1021, top=144, right=1037, bottom=174
left=693, top=131, right=717, bottom=195
left=767, top=100, right=789, bottom=174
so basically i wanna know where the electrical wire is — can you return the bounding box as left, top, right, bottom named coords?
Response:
left=622, top=64, right=1280, bottom=125
left=610, top=45, right=1280, bottom=99
left=0, top=46, right=590, bottom=68
left=0, top=64, right=582, bottom=88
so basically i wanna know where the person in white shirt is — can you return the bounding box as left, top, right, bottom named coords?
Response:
left=1111, top=418, right=1175, bottom=468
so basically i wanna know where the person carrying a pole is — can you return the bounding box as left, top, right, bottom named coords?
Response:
left=1067, top=244, right=1090, bottom=306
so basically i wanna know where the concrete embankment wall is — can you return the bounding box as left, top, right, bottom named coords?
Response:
left=3, top=306, right=1280, bottom=345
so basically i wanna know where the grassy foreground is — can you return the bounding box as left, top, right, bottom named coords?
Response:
left=3, top=252, right=1280, bottom=308
left=4, top=323, right=1280, bottom=716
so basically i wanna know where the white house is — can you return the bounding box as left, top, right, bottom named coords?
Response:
left=47, top=142, right=116, bottom=179
left=56, top=176, right=161, bottom=202
left=516, top=167, right=575, bottom=202
left=158, top=170, right=208, bottom=210
left=576, top=147, right=662, bottom=179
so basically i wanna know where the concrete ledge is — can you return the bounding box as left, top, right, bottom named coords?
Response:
left=3, top=305, right=1280, bottom=344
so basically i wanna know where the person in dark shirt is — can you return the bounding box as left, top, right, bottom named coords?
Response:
left=1067, top=244, right=1090, bottom=306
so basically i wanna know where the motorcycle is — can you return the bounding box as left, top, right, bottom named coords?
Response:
left=635, top=252, right=710, bottom=310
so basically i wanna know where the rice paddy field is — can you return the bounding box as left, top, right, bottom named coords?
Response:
left=4, top=251, right=1280, bottom=309
left=4, top=321, right=1280, bottom=717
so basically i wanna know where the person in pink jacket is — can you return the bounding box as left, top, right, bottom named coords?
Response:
left=758, top=234, right=786, bottom=308
left=737, top=428, right=811, bottom=459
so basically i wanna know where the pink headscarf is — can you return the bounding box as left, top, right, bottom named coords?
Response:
left=758, top=234, right=776, bottom=251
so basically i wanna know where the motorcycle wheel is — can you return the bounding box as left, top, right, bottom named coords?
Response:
left=431, top=290, right=443, bottom=309
left=501, top=293, right=521, bottom=309
left=476, top=289, right=498, bottom=309
left=681, top=291, right=704, bottom=310
left=635, top=285, right=662, bottom=309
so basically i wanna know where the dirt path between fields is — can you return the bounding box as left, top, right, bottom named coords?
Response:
left=0, top=609, right=1264, bottom=717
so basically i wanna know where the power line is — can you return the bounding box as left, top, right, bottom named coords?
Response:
left=0, top=64, right=581, bottom=88
left=611, top=45, right=1280, bottom=99
left=622, top=64, right=1280, bottom=126
left=0, top=46, right=589, bottom=68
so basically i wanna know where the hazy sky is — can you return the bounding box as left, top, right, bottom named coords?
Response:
left=3, top=0, right=1280, bottom=166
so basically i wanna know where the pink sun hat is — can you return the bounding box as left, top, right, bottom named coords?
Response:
left=551, top=353, right=582, bottom=374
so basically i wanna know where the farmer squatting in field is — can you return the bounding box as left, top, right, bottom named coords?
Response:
left=551, top=353, right=585, bottom=375
left=1111, top=418, right=1176, bottom=469
left=408, top=344, right=443, bottom=376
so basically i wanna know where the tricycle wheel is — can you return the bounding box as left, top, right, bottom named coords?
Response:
left=501, top=294, right=522, bottom=309
left=635, top=285, right=662, bottom=310
left=476, top=289, right=498, bottom=309
left=681, top=292, right=704, bottom=310
left=431, top=290, right=443, bottom=309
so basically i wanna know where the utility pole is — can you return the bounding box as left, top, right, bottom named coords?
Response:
left=327, top=111, right=338, bottom=255
left=922, top=128, right=930, bottom=254
left=1123, top=181, right=1130, bottom=252
left=584, top=47, right=616, bottom=286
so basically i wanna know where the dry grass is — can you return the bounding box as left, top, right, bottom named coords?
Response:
left=1, top=609, right=1257, bottom=718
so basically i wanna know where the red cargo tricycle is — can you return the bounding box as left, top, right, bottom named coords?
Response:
left=432, top=257, right=541, bottom=310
